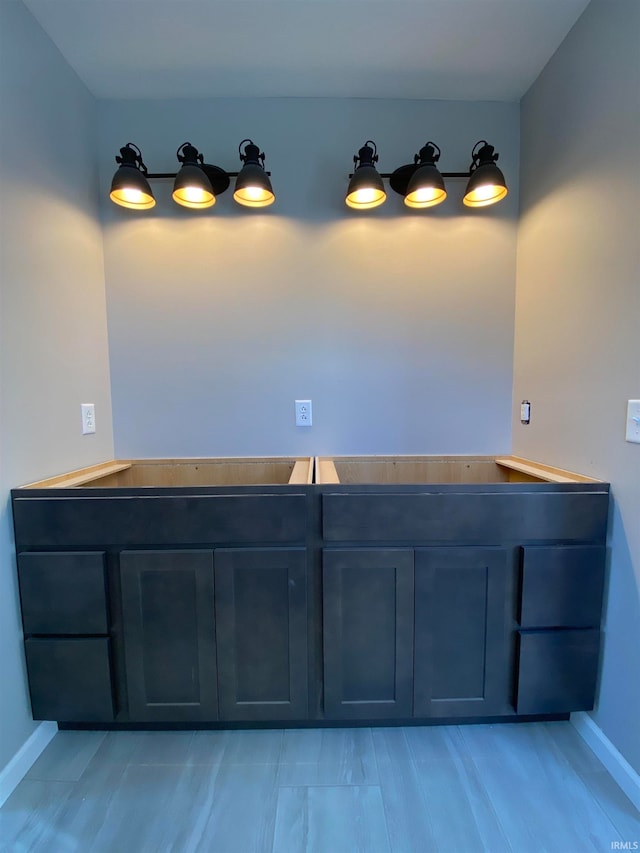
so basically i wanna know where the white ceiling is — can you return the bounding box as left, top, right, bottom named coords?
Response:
left=22, top=0, right=591, bottom=101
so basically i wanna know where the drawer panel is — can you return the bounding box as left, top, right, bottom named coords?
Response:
left=520, top=546, right=605, bottom=628
left=13, top=494, right=307, bottom=549
left=24, top=637, right=115, bottom=722
left=322, top=491, right=609, bottom=543
left=18, top=552, right=108, bottom=635
left=515, top=629, right=600, bottom=714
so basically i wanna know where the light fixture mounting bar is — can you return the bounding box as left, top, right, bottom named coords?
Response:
left=144, top=171, right=243, bottom=179
left=380, top=171, right=470, bottom=178
left=383, top=167, right=472, bottom=196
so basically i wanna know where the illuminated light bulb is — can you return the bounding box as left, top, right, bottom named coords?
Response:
left=233, top=184, right=275, bottom=208
left=172, top=183, right=215, bottom=209
left=404, top=185, right=447, bottom=209
left=183, top=186, right=209, bottom=203
left=109, top=185, right=155, bottom=210
left=463, top=183, right=508, bottom=207
left=345, top=185, right=386, bottom=210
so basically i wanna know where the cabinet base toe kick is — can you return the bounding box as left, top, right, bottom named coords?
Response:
left=56, top=713, right=572, bottom=732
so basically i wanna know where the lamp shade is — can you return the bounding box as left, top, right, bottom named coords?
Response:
left=463, top=142, right=508, bottom=207
left=345, top=141, right=386, bottom=210
left=172, top=142, right=215, bottom=209
left=404, top=142, right=446, bottom=209
left=109, top=144, right=155, bottom=210
left=234, top=140, right=275, bottom=208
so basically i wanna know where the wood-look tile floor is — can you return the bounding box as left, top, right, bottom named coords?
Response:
left=1, top=722, right=638, bottom=852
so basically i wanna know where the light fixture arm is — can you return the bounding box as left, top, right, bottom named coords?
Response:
left=115, top=142, right=149, bottom=174
left=469, top=140, right=499, bottom=173
left=353, top=140, right=378, bottom=169
left=236, top=139, right=271, bottom=177
left=238, top=138, right=264, bottom=167
left=177, top=141, right=204, bottom=166
left=414, top=141, right=440, bottom=166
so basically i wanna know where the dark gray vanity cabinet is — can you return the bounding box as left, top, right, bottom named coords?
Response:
left=120, top=550, right=218, bottom=722
left=414, top=547, right=511, bottom=717
left=322, top=548, right=414, bottom=719
left=12, top=477, right=610, bottom=727
left=18, top=552, right=115, bottom=722
left=214, top=548, right=308, bottom=721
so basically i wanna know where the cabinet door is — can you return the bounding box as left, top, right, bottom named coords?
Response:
left=215, top=548, right=308, bottom=721
left=120, top=550, right=217, bottom=722
left=323, top=549, right=414, bottom=719
left=414, top=547, right=509, bottom=718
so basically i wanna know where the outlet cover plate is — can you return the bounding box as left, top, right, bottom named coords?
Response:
left=295, top=400, right=312, bottom=427
left=626, top=399, right=640, bottom=443
left=81, top=403, right=96, bottom=435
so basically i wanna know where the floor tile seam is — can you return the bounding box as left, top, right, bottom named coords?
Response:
left=370, top=727, right=410, bottom=853
left=123, top=760, right=281, bottom=766
left=576, top=772, right=639, bottom=839
left=276, top=782, right=385, bottom=789
left=0, top=781, right=78, bottom=850
left=524, top=724, right=606, bottom=784
left=542, top=722, right=608, bottom=776
left=23, top=772, right=89, bottom=783
left=451, top=747, right=518, bottom=853
left=376, top=753, right=439, bottom=849
left=277, top=759, right=380, bottom=766
left=444, top=726, right=523, bottom=853
left=372, top=726, right=433, bottom=766
left=402, top=729, right=466, bottom=765
left=503, top=738, right=630, bottom=835
left=463, top=746, right=626, bottom=848
left=580, top=765, right=640, bottom=809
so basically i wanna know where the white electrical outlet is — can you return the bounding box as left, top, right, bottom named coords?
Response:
left=625, top=399, right=640, bottom=443
left=295, top=399, right=312, bottom=427
left=81, top=403, right=96, bottom=435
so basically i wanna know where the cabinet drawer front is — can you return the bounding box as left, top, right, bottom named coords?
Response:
left=322, top=491, right=608, bottom=543
left=24, top=637, right=114, bottom=722
left=18, top=552, right=108, bottom=635
left=515, top=629, right=600, bottom=714
left=520, top=546, right=605, bottom=628
left=13, top=494, right=307, bottom=549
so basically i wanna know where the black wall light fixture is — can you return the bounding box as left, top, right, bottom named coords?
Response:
left=345, top=141, right=387, bottom=210
left=110, top=139, right=275, bottom=210
left=233, top=139, right=276, bottom=207
left=344, top=139, right=508, bottom=210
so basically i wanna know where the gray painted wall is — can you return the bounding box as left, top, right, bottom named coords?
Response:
left=0, top=1, right=113, bottom=771
left=98, top=98, right=519, bottom=457
left=5, top=0, right=637, bottom=786
left=513, top=0, right=640, bottom=773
